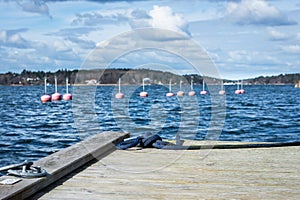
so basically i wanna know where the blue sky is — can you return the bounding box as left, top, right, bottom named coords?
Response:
left=0, top=0, right=299, bottom=79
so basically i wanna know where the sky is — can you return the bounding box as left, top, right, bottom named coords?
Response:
left=0, top=0, right=299, bottom=80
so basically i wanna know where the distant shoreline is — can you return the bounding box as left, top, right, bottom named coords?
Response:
left=0, top=69, right=299, bottom=86
left=3, top=83, right=296, bottom=87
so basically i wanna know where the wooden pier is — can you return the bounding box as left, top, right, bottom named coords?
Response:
left=1, top=135, right=299, bottom=200
left=0, top=131, right=129, bottom=200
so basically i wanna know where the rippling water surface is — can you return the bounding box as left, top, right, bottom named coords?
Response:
left=0, top=85, right=299, bottom=169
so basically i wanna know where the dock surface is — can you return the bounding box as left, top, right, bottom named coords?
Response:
left=33, top=141, right=299, bottom=200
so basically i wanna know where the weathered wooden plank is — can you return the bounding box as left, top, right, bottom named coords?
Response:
left=0, top=131, right=129, bottom=200
left=36, top=143, right=300, bottom=200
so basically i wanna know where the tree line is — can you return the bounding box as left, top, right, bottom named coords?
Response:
left=0, top=68, right=299, bottom=85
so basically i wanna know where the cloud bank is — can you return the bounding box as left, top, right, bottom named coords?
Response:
left=0, top=28, right=30, bottom=48
left=16, top=0, right=52, bottom=18
left=226, top=0, right=296, bottom=26
left=71, top=5, right=190, bottom=37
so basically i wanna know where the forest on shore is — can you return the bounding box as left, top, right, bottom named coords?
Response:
left=0, top=68, right=299, bottom=86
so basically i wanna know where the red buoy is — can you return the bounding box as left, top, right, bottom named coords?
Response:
left=200, top=90, right=208, bottom=95
left=177, top=80, right=184, bottom=96
left=140, top=91, right=148, bottom=97
left=63, top=93, right=72, bottom=100
left=41, top=77, right=51, bottom=103
left=177, top=91, right=184, bottom=96
left=219, top=90, right=226, bottom=95
left=63, top=77, right=72, bottom=100
left=41, top=94, right=51, bottom=103
left=188, top=91, right=195, bottom=96
left=52, top=93, right=62, bottom=101
left=52, top=76, right=62, bottom=101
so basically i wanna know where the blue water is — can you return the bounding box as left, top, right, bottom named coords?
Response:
left=0, top=85, right=299, bottom=170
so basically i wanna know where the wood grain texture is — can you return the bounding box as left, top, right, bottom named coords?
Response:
left=35, top=141, right=300, bottom=200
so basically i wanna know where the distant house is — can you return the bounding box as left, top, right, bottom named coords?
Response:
left=85, top=79, right=98, bottom=85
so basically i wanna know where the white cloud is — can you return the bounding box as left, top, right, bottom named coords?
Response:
left=296, top=33, right=300, bottom=40
left=280, top=45, right=300, bottom=54
left=71, top=9, right=131, bottom=26
left=0, top=29, right=30, bottom=49
left=267, top=28, right=289, bottom=40
left=71, top=6, right=190, bottom=37
left=226, top=0, right=296, bottom=26
left=228, top=50, right=252, bottom=62
left=149, top=5, right=190, bottom=36
left=16, top=0, right=52, bottom=18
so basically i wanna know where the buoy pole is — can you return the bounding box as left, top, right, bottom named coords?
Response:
left=41, top=77, right=51, bottom=103
left=219, top=80, right=226, bottom=95
left=240, top=80, right=245, bottom=94
left=115, top=78, right=125, bottom=99
left=177, top=80, right=184, bottom=96
left=63, top=77, right=72, bottom=100
left=140, top=78, right=148, bottom=97
left=52, top=75, right=62, bottom=101
left=180, top=80, right=182, bottom=91
left=55, top=76, right=58, bottom=93
left=188, top=79, right=195, bottom=96
left=235, top=81, right=241, bottom=94
left=44, top=77, right=47, bottom=94
left=66, top=77, right=69, bottom=94
left=200, top=79, right=208, bottom=95
left=118, top=78, right=121, bottom=93
left=166, top=79, right=174, bottom=96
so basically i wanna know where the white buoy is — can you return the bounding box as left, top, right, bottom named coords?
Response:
left=200, top=79, right=208, bottom=95
left=166, top=79, right=174, bottom=97
left=63, top=77, right=72, bottom=100
left=115, top=78, right=125, bottom=99
left=219, top=80, right=226, bottom=95
left=177, top=80, right=184, bottom=96
left=51, top=76, right=62, bottom=101
left=140, top=78, right=148, bottom=97
left=40, top=77, right=51, bottom=103
left=188, top=79, right=195, bottom=96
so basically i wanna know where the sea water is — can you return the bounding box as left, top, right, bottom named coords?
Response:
left=0, top=85, right=299, bottom=169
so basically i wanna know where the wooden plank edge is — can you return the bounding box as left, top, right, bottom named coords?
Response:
left=155, top=140, right=300, bottom=150
left=0, top=131, right=129, bottom=200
